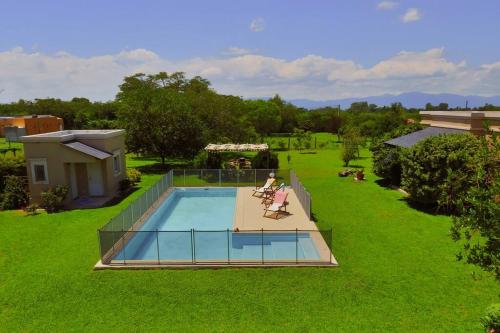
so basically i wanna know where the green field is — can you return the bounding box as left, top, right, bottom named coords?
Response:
left=265, top=132, right=341, bottom=150
left=0, top=147, right=497, bottom=332
left=0, top=138, right=23, bottom=151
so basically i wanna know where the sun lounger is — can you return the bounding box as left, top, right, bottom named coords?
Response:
left=263, top=190, right=288, bottom=219
left=261, top=183, right=285, bottom=205
left=252, top=178, right=276, bottom=197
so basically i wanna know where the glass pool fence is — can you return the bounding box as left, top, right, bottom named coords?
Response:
left=99, top=229, right=333, bottom=265
left=98, top=168, right=327, bottom=266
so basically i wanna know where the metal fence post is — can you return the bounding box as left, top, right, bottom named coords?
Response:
left=156, top=229, right=160, bottom=265
left=192, top=229, right=196, bottom=263
left=184, top=169, right=186, bottom=186
left=122, top=229, right=126, bottom=265
left=261, top=228, right=264, bottom=264
left=296, top=228, right=298, bottom=264
left=227, top=229, right=230, bottom=264
left=219, top=169, right=222, bottom=186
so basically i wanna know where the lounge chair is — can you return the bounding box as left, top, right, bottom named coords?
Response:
left=252, top=178, right=276, bottom=197
left=261, top=183, right=285, bottom=206
left=263, top=190, right=289, bottom=219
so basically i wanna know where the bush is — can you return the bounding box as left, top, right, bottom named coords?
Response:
left=371, top=124, right=422, bottom=185
left=0, top=154, right=26, bottom=193
left=481, top=304, right=500, bottom=332
left=1, top=175, right=29, bottom=210
left=119, top=179, right=132, bottom=192
left=192, top=150, right=222, bottom=169
left=401, top=134, right=481, bottom=213
left=126, top=168, right=141, bottom=184
left=277, top=140, right=287, bottom=151
left=40, top=185, right=68, bottom=213
left=251, top=151, right=279, bottom=169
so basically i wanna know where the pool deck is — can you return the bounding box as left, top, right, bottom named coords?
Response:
left=233, top=187, right=316, bottom=231
left=233, top=187, right=337, bottom=265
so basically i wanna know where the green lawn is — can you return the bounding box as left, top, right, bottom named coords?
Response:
left=265, top=132, right=341, bottom=150
left=0, top=148, right=497, bottom=332
left=0, top=138, right=23, bottom=151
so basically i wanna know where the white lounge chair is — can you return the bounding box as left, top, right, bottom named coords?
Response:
left=252, top=178, right=275, bottom=197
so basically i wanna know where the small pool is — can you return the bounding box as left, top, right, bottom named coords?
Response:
left=113, top=188, right=321, bottom=262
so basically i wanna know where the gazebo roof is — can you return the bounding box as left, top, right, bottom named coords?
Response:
left=204, top=143, right=269, bottom=152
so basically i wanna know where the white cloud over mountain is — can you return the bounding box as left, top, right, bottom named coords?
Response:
left=0, top=47, right=499, bottom=102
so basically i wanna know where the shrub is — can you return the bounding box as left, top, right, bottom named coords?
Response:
left=0, top=154, right=26, bottom=193
left=481, top=304, right=500, bottom=332
left=401, top=134, right=481, bottom=213
left=119, top=179, right=132, bottom=192
left=40, top=185, right=68, bottom=213
left=126, top=168, right=141, bottom=184
left=371, top=124, right=422, bottom=185
left=251, top=151, right=279, bottom=169
left=277, top=140, right=287, bottom=151
left=192, top=150, right=222, bottom=169
left=1, top=175, right=29, bottom=210
left=341, top=143, right=357, bottom=167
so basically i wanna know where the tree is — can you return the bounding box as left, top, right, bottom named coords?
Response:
left=341, top=127, right=363, bottom=167
left=245, top=99, right=281, bottom=136
left=450, top=133, right=500, bottom=279
left=117, top=73, right=204, bottom=164
left=401, top=134, right=481, bottom=213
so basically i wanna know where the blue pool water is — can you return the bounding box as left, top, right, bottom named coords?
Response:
left=114, top=188, right=321, bottom=262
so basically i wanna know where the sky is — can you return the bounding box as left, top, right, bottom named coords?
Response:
left=0, top=0, right=499, bottom=102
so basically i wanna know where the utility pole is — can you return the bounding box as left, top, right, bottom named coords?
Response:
left=465, top=100, right=468, bottom=110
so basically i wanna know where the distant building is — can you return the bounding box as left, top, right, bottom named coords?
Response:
left=386, top=111, right=500, bottom=148
left=20, top=130, right=126, bottom=207
left=0, top=115, right=64, bottom=141
left=420, top=111, right=500, bottom=135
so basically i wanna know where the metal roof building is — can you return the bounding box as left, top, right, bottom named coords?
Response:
left=385, top=127, right=466, bottom=148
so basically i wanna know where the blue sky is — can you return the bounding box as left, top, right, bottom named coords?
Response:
left=0, top=0, right=499, bottom=101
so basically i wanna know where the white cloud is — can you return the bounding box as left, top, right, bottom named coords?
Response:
left=223, top=47, right=253, bottom=56
left=401, top=8, right=421, bottom=22
left=250, top=18, right=265, bottom=32
left=377, top=1, right=398, bottom=10
left=0, top=47, right=499, bottom=102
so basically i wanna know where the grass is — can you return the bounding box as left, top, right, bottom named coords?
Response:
left=0, top=147, right=498, bottom=332
left=0, top=138, right=23, bottom=152
left=265, top=132, right=340, bottom=150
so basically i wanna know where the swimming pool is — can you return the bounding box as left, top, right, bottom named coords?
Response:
left=113, top=188, right=321, bottom=263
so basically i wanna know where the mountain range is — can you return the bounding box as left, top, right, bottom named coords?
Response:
left=288, top=92, right=500, bottom=109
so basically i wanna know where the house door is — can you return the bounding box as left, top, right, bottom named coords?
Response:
left=87, top=162, right=104, bottom=196
left=74, top=163, right=89, bottom=197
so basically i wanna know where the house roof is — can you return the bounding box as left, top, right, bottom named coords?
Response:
left=20, top=129, right=125, bottom=142
left=62, top=141, right=112, bottom=160
left=385, top=127, right=466, bottom=148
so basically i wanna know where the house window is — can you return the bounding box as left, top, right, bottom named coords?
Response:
left=30, top=159, right=48, bottom=184
left=113, top=151, right=121, bottom=176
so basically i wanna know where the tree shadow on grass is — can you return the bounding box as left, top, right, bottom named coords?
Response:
left=135, top=161, right=191, bottom=175
left=103, top=187, right=140, bottom=207
left=397, top=197, right=449, bottom=217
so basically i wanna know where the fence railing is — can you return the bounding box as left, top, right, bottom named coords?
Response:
left=171, top=169, right=290, bottom=188
left=99, top=228, right=333, bottom=265
left=290, top=170, right=312, bottom=220
left=99, top=171, right=173, bottom=260
left=97, top=169, right=333, bottom=266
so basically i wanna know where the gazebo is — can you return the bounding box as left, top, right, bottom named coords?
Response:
left=204, top=143, right=270, bottom=169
